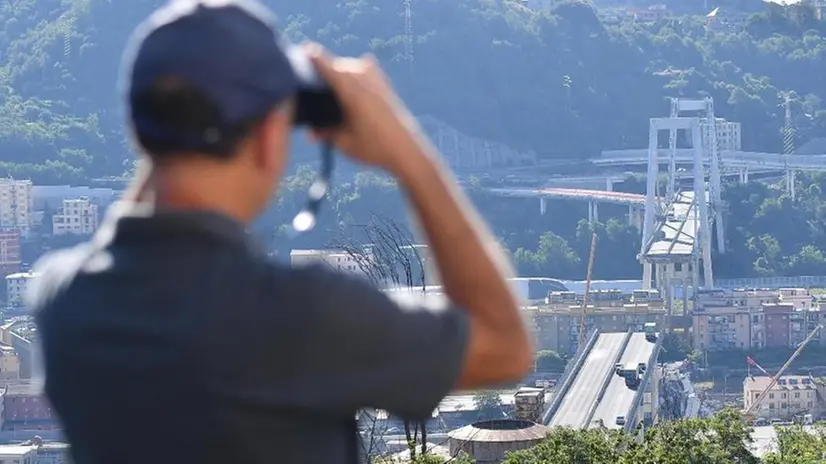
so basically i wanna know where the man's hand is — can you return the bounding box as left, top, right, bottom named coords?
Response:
left=304, top=42, right=426, bottom=174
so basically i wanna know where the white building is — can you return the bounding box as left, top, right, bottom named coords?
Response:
left=0, top=443, right=37, bottom=462
left=52, top=197, right=99, bottom=236
left=701, top=118, right=742, bottom=151
left=0, top=179, right=33, bottom=235
left=5, top=272, right=39, bottom=307
left=743, top=375, right=822, bottom=419
left=32, top=185, right=117, bottom=211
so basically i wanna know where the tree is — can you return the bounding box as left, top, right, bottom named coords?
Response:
left=473, top=390, right=505, bottom=421
left=503, top=427, right=630, bottom=463
left=535, top=350, right=566, bottom=372
left=763, top=423, right=826, bottom=464
left=332, top=214, right=430, bottom=460
left=503, top=408, right=767, bottom=463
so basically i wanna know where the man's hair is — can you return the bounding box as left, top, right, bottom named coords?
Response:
left=131, top=77, right=267, bottom=160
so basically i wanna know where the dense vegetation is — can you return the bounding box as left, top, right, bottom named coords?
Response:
left=263, top=167, right=826, bottom=280
left=7, top=0, right=826, bottom=278
left=500, top=409, right=825, bottom=463
left=374, top=409, right=825, bottom=463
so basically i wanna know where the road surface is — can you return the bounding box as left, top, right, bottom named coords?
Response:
left=548, top=332, right=627, bottom=428
left=590, top=333, right=657, bottom=429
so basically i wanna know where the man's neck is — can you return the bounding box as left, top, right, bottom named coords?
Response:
left=123, top=159, right=255, bottom=224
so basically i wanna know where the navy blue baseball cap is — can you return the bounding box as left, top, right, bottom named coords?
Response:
left=121, top=0, right=319, bottom=152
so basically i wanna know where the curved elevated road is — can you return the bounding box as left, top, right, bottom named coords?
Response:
left=590, top=333, right=657, bottom=430
left=548, top=332, right=627, bottom=428
left=595, top=149, right=826, bottom=171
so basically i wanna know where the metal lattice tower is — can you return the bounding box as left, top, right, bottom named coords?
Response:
left=404, top=0, right=413, bottom=64
left=783, top=94, right=795, bottom=155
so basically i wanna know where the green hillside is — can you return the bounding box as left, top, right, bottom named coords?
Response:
left=3, top=0, right=826, bottom=183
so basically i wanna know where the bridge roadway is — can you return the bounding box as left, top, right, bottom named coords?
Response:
left=488, top=187, right=646, bottom=206
left=595, top=149, right=826, bottom=171
left=644, top=191, right=701, bottom=259
left=547, top=332, right=627, bottom=428
left=589, top=333, right=657, bottom=430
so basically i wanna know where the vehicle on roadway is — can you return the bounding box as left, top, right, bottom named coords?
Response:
left=644, top=322, right=657, bottom=342
left=616, top=362, right=643, bottom=386
left=616, top=416, right=626, bottom=426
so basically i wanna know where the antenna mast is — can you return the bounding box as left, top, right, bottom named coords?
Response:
left=783, top=94, right=795, bottom=155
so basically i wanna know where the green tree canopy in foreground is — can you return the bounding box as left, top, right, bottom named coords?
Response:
left=503, top=408, right=823, bottom=463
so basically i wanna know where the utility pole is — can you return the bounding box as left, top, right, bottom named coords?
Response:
left=579, top=233, right=598, bottom=347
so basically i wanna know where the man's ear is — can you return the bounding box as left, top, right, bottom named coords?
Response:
left=254, top=103, right=292, bottom=172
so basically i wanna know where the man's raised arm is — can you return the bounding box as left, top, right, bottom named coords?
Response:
left=391, top=140, right=533, bottom=389
left=306, top=45, right=533, bottom=391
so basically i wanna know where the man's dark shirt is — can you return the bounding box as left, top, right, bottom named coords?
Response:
left=28, top=206, right=468, bottom=464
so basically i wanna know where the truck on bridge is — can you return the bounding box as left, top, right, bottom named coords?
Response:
left=615, top=362, right=644, bottom=387
left=644, top=322, right=658, bottom=342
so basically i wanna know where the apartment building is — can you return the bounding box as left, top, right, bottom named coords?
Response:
left=693, top=288, right=818, bottom=351
left=32, top=184, right=116, bottom=211
left=700, top=118, right=742, bottom=151
left=743, top=375, right=823, bottom=419
left=0, top=230, right=21, bottom=278
left=2, top=382, right=59, bottom=431
left=533, top=290, right=666, bottom=354
left=52, top=197, right=99, bottom=236
left=0, top=179, right=33, bottom=235
left=5, top=272, right=39, bottom=308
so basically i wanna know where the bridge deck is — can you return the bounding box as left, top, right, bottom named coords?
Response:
left=596, top=149, right=826, bottom=171
left=488, top=187, right=645, bottom=206
left=643, top=191, right=702, bottom=260
left=590, top=333, right=657, bottom=429
left=548, top=332, right=627, bottom=428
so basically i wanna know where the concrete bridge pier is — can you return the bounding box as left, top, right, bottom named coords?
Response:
left=540, top=197, right=547, bottom=215
left=588, top=201, right=599, bottom=223
left=739, top=167, right=749, bottom=184
left=786, top=169, right=796, bottom=201
left=642, top=262, right=653, bottom=290
left=628, top=205, right=643, bottom=231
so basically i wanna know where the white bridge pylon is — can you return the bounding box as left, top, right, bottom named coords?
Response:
left=641, top=98, right=723, bottom=295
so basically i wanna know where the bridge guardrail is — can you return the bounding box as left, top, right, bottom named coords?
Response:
left=541, top=327, right=599, bottom=425
left=624, top=331, right=665, bottom=433
left=581, top=328, right=634, bottom=429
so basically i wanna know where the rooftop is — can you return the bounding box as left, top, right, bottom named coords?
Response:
left=5, top=271, right=39, bottom=280
left=4, top=381, right=43, bottom=396
left=448, top=419, right=550, bottom=442
left=0, top=444, right=36, bottom=457
left=749, top=424, right=819, bottom=458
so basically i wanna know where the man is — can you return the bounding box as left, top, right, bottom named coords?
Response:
left=28, top=1, right=532, bottom=463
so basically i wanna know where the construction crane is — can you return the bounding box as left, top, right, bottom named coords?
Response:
left=578, top=233, right=598, bottom=347
left=741, top=323, right=823, bottom=421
